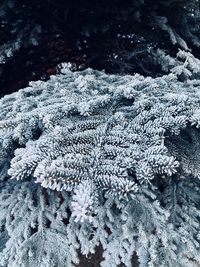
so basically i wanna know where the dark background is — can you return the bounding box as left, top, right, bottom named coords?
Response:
left=0, top=0, right=199, bottom=97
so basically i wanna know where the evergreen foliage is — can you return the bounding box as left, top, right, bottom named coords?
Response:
left=0, top=50, right=200, bottom=266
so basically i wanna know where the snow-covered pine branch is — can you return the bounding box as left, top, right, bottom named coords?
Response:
left=0, top=51, right=200, bottom=266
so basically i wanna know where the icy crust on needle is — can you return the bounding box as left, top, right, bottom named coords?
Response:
left=0, top=51, right=200, bottom=266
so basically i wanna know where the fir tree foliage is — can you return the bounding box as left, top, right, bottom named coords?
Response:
left=0, top=51, right=200, bottom=266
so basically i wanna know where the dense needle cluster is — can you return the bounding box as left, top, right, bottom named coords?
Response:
left=0, top=50, right=200, bottom=266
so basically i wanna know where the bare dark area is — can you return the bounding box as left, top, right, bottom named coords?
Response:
left=77, top=246, right=139, bottom=267
left=77, top=246, right=104, bottom=267
left=0, top=0, right=199, bottom=97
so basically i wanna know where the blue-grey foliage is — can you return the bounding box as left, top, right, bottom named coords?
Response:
left=0, top=50, right=200, bottom=266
